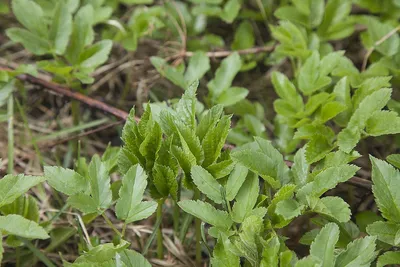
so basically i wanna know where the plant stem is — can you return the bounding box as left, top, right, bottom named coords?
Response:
left=18, top=237, right=56, bottom=267
left=101, top=213, right=122, bottom=237
left=7, top=95, right=14, bottom=174
left=156, top=199, right=164, bottom=259
left=173, top=200, right=180, bottom=234
left=193, top=189, right=202, bottom=266
left=70, top=100, right=80, bottom=155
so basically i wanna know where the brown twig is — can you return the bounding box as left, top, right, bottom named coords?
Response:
left=361, top=25, right=400, bottom=71
left=0, top=66, right=131, bottom=120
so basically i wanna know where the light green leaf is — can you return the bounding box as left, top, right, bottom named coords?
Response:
left=387, top=154, right=400, bottom=169
left=361, top=18, right=399, bottom=56
left=0, top=81, right=13, bottom=107
left=366, top=221, right=400, bottom=246
left=333, top=77, right=352, bottom=126
left=184, top=51, right=210, bottom=85
left=377, top=251, right=400, bottom=267
left=318, top=0, right=352, bottom=38
left=153, top=164, right=178, bottom=200
left=211, top=237, right=240, bottom=267
left=231, top=21, right=255, bottom=50
left=310, top=223, right=339, bottom=267
left=334, top=236, right=377, bottom=267
left=79, top=40, right=113, bottom=69
left=319, top=101, right=347, bottom=123
left=370, top=156, right=400, bottom=222
left=292, top=148, right=309, bottom=186
left=117, top=249, right=152, bottom=267
left=88, top=155, right=112, bottom=211
left=260, top=236, right=280, bottom=267
left=74, top=241, right=129, bottom=263
left=124, top=201, right=157, bottom=223
left=232, top=172, right=259, bottom=223
left=6, top=28, right=50, bottom=55
left=312, top=196, right=351, bottom=222
left=178, top=200, right=232, bottom=229
left=0, top=232, right=2, bottom=263
left=0, top=174, right=45, bottom=208
left=0, top=214, right=49, bottom=239
left=216, top=87, right=249, bottom=107
left=44, top=166, right=88, bottom=196
left=12, top=0, right=47, bottom=37
left=275, top=199, right=304, bottom=220
left=366, top=110, right=400, bottom=136
left=191, top=166, right=223, bottom=204
left=150, top=57, right=186, bottom=89
left=271, top=71, right=303, bottom=109
left=49, top=0, right=73, bottom=55
left=225, top=164, right=248, bottom=201
left=220, top=0, right=240, bottom=23
left=207, top=52, right=242, bottom=99
left=67, top=194, right=98, bottom=214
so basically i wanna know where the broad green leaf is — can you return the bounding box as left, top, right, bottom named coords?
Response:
left=124, top=201, right=157, bottom=223
left=319, top=101, right=347, bottom=123
left=275, top=199, right=304, bottom=220
left=232, top=172, right=259, bottom=223
left=387, top=154, right=400, bottom=169
left=150, top=57, right=186, bottom=89
left=176, top=81, right=198, bottom=127
left=12, top=0, right=47, bottom=37
left=79, top=40, right=113, bottom=69
left=207, top=52, right=242, bottom=99
left=206, top=159, right=234, bottom=179
left=274, top=6, right=309, bottom=28
left=6, top=28, right=50, bottom=55
left=231, top=21, right=255, bottom=50
left=271, top=71, right=303, bottom=109
left=184, top=51, right=210, bottom=85
left=292, top=148, right=309, bottom=186
left=0, top=214, right=49, bottom=239
left=260, top=236, right=280, bottom=267
left=366, top=110, right=400, bottom=136
left=310, top=223, right=339, bottom=267
left=225, top=164, right=248, bottom=201
left=88, top=155, right=112, bottom=211
left=116, top=165, right=155, bottom=223
left=370, top=156, right=400, bottom=222
left=220, top=0, right=240, bottom=23
left=312, top=196, right=351, bottom=222
left=377, top=251, right=400, bottom=267
left=49, top=0, right=73, bottom=55
left=334, top=236, right=377, bottom=267
left=216, top=87, right=249, bottom=107
left=0, top=174, right=45, bottom=208
left=366, top=221, right=400, bottom=246
left=202, top=115, right=231, bottom=167
left=74, top=241, right=129, bottom=263
left=178, top=200, right=232, bottom=229
left=1, top=195, right=39, bottom=223
left=338, top=88, right=392, bottom=152
left=297, top=165, right=359, bottom=202
left=361, top=18, right=399, bottom=56
left=211, top=237, right=240, bottom=267
left=117, top=249, right=152, bottom=267
left=66, top=4, right=94, bottom=63
left=67, top=194, right=98, bottom=214
left=191, top=166, right=223, bottom=204
left=305, top=134, right=334, bottom=164
left=44, top=166, right=88, bottom=196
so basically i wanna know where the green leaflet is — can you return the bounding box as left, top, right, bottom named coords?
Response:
left=366, top=221, right=400, bottom=246
left=311, top=196, right=351, bottom=223
left=366, top=110, right=400, bottom=136
left=370, top=156, right=400, bottom=222
left=12, top=0, right=47, bottom=37
left=310, top=223, right=339, bottom=267
left=117, top=249, right=152, bottom=267
left=49, top=0, right=73, bottom=55
left=73, top=240, right=129, bottom=263
left=225, top=163, right=248, bottom=201
left=44, top=166, right=88, bottom=196
left=231, top=172, right=259, bottom=223
left=115, top=165, right=157, bottom=223
left=178, top=200, right=232, bottom=229
left=191, top=165, right=223, bottom=204
left=211, top=237, right=240, bottom=267
left=275, top=199, right=304, bottom=220
left=0, top=214, right=49, bottom=239
left=334, top=236, right=377, bottom=267
left=0, top=174, right=45, bottom=208
left=377, top=251, right=400, bottom=267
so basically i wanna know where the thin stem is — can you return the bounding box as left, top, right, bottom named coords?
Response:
left=173, top=200, right=180, bottom=234
left=121, top=222, right=127, bottom=237
left=101, top=213, right=122, bottom=237
left=193, top=189, right=202, bottom=266
left=156, top=199, right=164, bottom=259
left=7, top=94, right=14, bottom=174
left=18, top=237, right=56, bottom=267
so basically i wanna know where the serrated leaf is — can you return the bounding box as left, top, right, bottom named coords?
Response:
left=366, top=221, right=400, bottom=246
left=271, top=71, right=303, bottom=110
left=0, top=174, right=45, bottom=208
left=178, top=200, right=232, bottom=229
left=377, top=251, right=400, bottom=267
left=318, top=0, right=352, bottom=39
left=89, top=155, right=112, bottom=211
left=44, top=166, right=88, bottom=196
left=117, top=249, right=152, bottom=267
left=191, top=166, right=223, bottom=204
left=310, top=223, right=339, bottom=267
left=305, top=135, right=334, bottom=164
left=79, top=40, right=113, bottom=69
left=225, top=164, right=248, bottom=201
left=366, top=110, right=400, bottom=136
left=275, top=199, right=304, bottom=220
left=151, top=57, right=186, bottom=89
left=125, top=201, right=157, bottom=223
left=184, top=51, right=210, bottom=85
left=361, top=18, right=399, bottom=56
left=312, top=196, right=351, bottom=222
left=298, top=52, right=331, bottom=95
left=211, top=237, right=240, bottom=267
left=153, top=164, right=177, bottom=200
left=292, top=148, right=309, bottom=186
left=260, top=235, right=280, bottom=267
left=334, top=236, right=377, bottom=267
left=232, top=172, right=259, bottom=223
left=49, top=0, right=73, bottom=55
left=319, top=101, right=347, bottom=123
left=207, top=52, right=242, bottom=99
left=370, top=156, right=400, bottom=222
left=74, top=241, right=129, bottom=263
left=387, top=154, right=400, bottom=169
left=0, top=214, right=49, bottom=239
left=197, top=105, right=224, bottom=142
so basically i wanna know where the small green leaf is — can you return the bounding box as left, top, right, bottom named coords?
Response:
left=191, top=166, right=223, bottom=204
left=117, top=249, right=152, bottom=267
left=231, top=21, right=255, bottom=50
left=216, top=87, right=249, bottom=107
left=79, top=40, right=113, bottom=69
left=232, top=172, right=259, bottom=223
left=0, top=174, right=45, bottom=208
left=275, top=199, right=304, bottom=220
left=49, top=0, right=73, bottom=55
left=6, top=28, right=50, bottom=55
left=366, top=110, right=400, bottom=136
left=377, top=251, right=400, bottom=267
left=334, top=236, right=377, bottom=267
left=312, top=196, right=351, bottom=222
left=0, top=214, right=49, bottom=239
left=74, top=241, right=129, bottom=263
left=366, top=221, right=400, bottom=246
left=387, top=154, right=400, bottom=169
left=12, top=0, right=47, bottom=37
left=44, top=166, right=88, bottom=196
left=310, top=222, right=339, bottom=267
left=178, top=200, right=232, bottom=229
left=225, top=164, right=248, bottom=201
left=292, top=148, right=309, bottom=186
left=211, top=237, right=240, bottom=267
left=184, top=51, right=210, bottom=85
left=150, top=57, right=186, bottom=89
